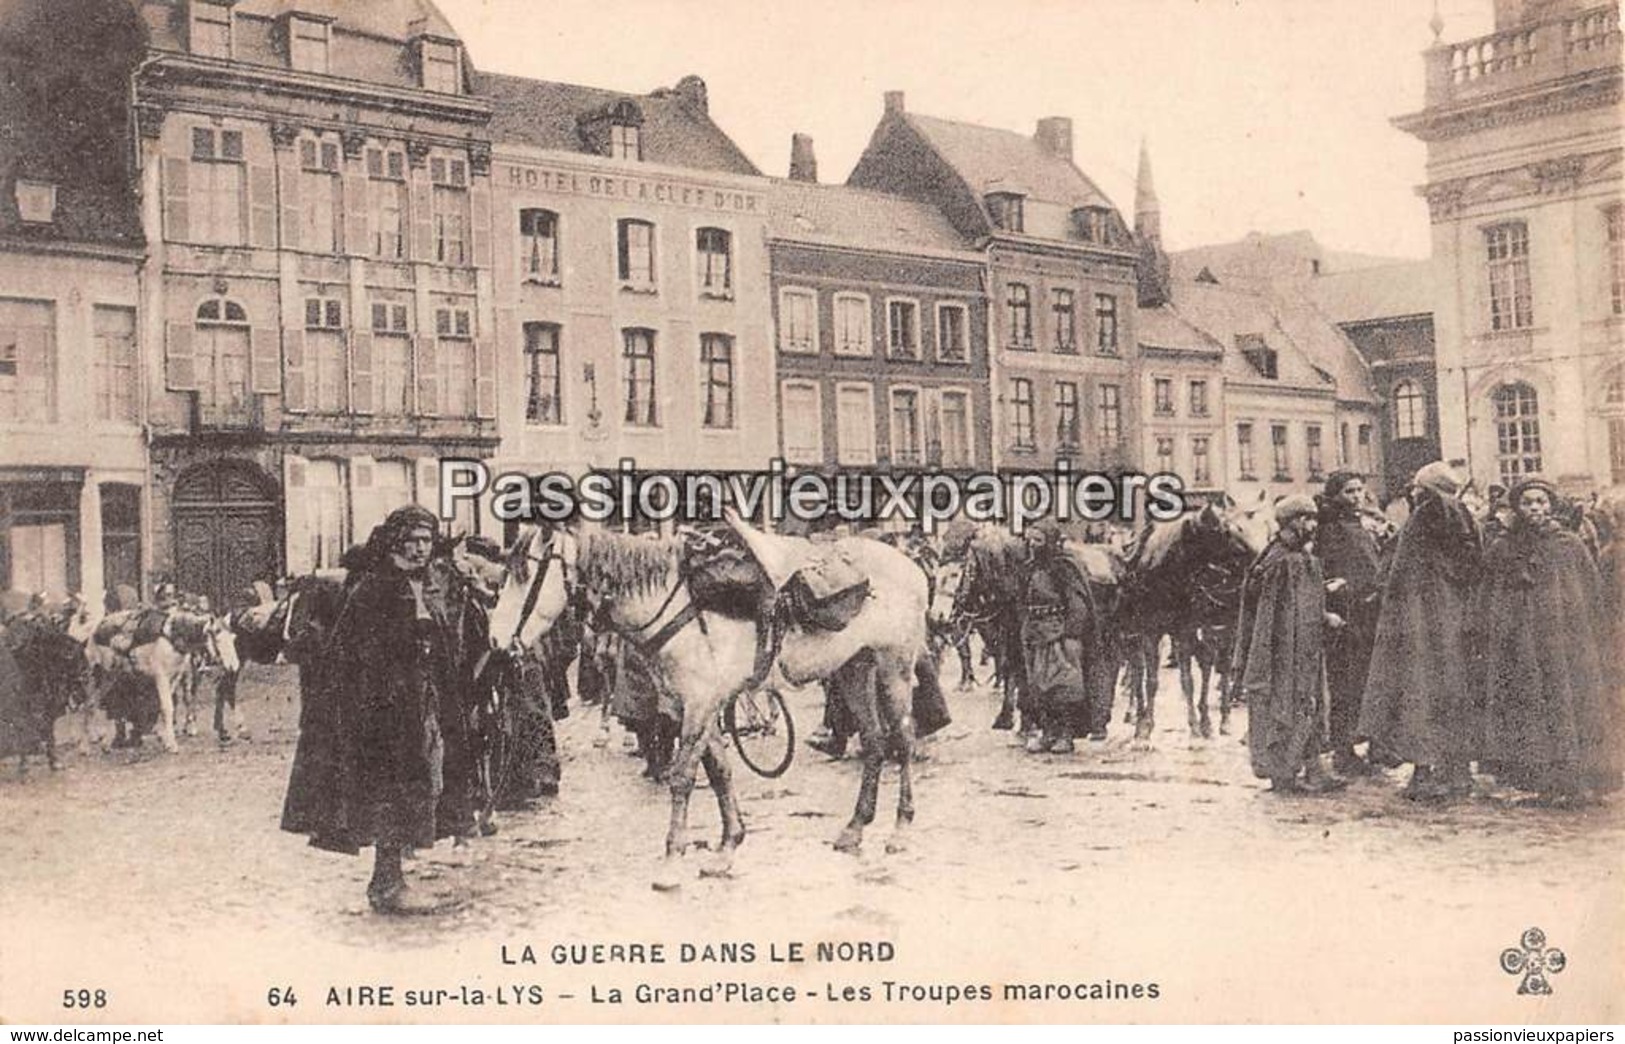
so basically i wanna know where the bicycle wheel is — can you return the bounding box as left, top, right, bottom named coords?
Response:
left=726, top=687, right=795, bottom=779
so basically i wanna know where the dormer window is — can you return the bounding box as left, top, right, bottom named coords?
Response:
left=610, top=101, right=643, bottom=160
left=190, top=1, right=234, bottom=58
left=1073, top=206, right=1111, bottom=244
left=986, top=192, right=1025, bottom=233
left=419, top=38, right=462, bottom=94
left=287, top=15, right=331, bottom=74
left=13, top=179, right=56, bottom=225
left=1237, top=334, right=1278, bottom=380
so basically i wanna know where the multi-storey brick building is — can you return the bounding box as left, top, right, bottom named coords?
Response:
left=846, top=94, right=1140, bottom=475
left=1397, top=0, right=1622, bottom=491
left=0, top=0, right=148, bottom=604
left=482, top=71, right=772, bottom=507
left=768, top=149, right=991, bottom=493
left=130, top=0, right=497, bottom=605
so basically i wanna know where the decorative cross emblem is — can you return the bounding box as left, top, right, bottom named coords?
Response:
left=1501, top=928, right=1566, bottom=995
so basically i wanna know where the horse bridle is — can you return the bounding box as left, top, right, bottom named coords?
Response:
left=506, top=532, right=568, bottom=651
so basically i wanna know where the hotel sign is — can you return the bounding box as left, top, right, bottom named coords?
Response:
left=501, top=162, right=761, bottom=214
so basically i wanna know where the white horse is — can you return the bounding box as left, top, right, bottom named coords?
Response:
left=89, top=609, right=240, bottom=753
left=489, top=514, right=932, bottom=889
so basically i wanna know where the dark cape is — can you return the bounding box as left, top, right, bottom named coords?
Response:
left=1231, top=540, right=1326, bottom=781
left=1020, top=548, right=1098, bottom=735
left=1473, top=521, right=1619, bottom=791
left=279, top=560, right=469, bottom=854
left=1313, top=500, right=1383, bottom=747
left=1357, top=493, right=1481, bottom=767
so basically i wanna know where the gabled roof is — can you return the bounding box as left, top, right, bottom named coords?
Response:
left=901, top=113, right=1116, bottom=211
left=1171, top=229, right=1409, bottom=286
left=1171, top=279, right=1337, bottom=393
left=476, top=72, right=760, bottom=176
left=1310, top=260, right=1437, bottom=324
left=767, top=180, right=977, bottom=259
left=1267, top=292, right=1377, bottom=404
left=1137, top=303, right=1223, bottom=356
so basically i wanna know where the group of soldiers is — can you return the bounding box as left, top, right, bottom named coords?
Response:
left=1235, top=465, right=1621, bottom=804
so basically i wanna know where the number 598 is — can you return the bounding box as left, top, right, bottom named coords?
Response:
left=63, top=988, right=108, bottom=1008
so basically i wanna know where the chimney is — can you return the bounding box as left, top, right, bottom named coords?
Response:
left=883, top=90, right=906, bottom=116
left=673, top=75, right=708, bottom=115
left=789, top=133, right=818, bottom=183
left=1035, top=117, right=1073, bottom=161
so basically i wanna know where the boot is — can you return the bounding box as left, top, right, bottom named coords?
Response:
left=806, top=725, right=848, bottom=759
left=1300, top=755, right=1348, bottom=794
left=1332, top=748, right=1374, bottom=777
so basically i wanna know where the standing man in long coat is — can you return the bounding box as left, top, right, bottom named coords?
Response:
left=281, top=505, right=463, bottom=914
left=1474, top=477, right=1618, bottom=804
left=1232, top=495, right=1345, bottom=794
left=1358, top=461, right=1481, bottom=801
left=1313, top=472, right=1384, bottom=776
left=1019, top=519, right=1097, bottom=755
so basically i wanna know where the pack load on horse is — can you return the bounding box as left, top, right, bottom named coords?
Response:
left=488, top=509, right=938, bottom=890
left=86, top=584, right=240, bottom=753
left=0, top=593, right=95, bottom=773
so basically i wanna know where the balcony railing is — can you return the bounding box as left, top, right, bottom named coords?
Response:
left=1424, top=5, right=1620, bottom=107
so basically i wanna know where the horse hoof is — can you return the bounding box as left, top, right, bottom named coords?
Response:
left=833, top=832, right=862, bottom=855
left=884, top=836, right=908, bottom=855
left=698, top=860, right=735, bottom=879
left=1200, top=723, right=1214, bottom=740
left=652, top=873, right=684, bottom=892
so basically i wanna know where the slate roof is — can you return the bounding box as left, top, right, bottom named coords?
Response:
left=1310, top=260, right=1437, bottom=324
left=903, top=113, right=1116, bottom=211
left=1137, top=303, right=1223, bottom=355
left=476, top=72, right=760, bottom=176
left=1171, top=279, right=1337, bottom=393
left=1171, top=230, right=1409, bottom=285
left=767, top=180, right=976, bottom=258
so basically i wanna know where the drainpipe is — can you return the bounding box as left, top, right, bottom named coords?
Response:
left=130, top=53, right=162, bottom=602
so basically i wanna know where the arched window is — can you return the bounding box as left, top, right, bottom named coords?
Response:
left=1392, top=380, right=1425, bottom=439
left=194, top=297, right=250, bottom=418
left=1492, top=382, right=1542, bottom=483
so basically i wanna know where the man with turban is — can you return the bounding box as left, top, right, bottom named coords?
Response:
left=1231, top=494, right=1346, bottom=793
left=1313, top=471, right=1384, bottom=775
left=281, top=505, right=465, bottom=914
left=1358, top=462, right=1482, bottom=801
left=1474, top=477, right=1618, bottom=804
left=1019, top=518, right=1098, bottom=754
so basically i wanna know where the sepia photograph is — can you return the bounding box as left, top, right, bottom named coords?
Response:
left=0, top=0, right=1620, bottom=1029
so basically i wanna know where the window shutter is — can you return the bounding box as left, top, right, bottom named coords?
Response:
left=165, top=322, right=198, bottom=391
left=411, top=174, right=434, bottom=262
left=248, top=163, right=277, bottom=248
left=415, top=456, right=441, bottom=514
left=470, top=177, right=492, bottom=269
left=282, top=329, right=308, bottom=412
left=350, top=331, right=375, bottom=415
left=278, top=159, right=301, bottom=251
left=342, top=168, right=369, bottom=256
left=282, top=453, right=312, bottom=576
left=163, top=158, right=191, bottom=242
left=249, top=326, right=280, bottom=394
left=474, top=337, right=496, bottom=418
left=414, top=336, right=440, bottom=416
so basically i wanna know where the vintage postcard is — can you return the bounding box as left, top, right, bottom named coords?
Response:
left=0, top=0, right=1621, bottom=1028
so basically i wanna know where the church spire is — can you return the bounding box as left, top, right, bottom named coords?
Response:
left=1135, top=138, right=1161, bottom=244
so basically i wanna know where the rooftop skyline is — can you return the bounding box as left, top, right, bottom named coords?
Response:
left=440, top=0, right=1501, bottom=261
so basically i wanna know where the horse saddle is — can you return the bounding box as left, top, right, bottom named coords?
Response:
left=781, top=550, right=871, bottom=633
left=682, top=535, right=772, bottom=621
left=94, top=609, right=168, bottom=655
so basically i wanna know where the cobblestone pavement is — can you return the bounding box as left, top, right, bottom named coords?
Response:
left=1, top=661, right=1620, bottom=1023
